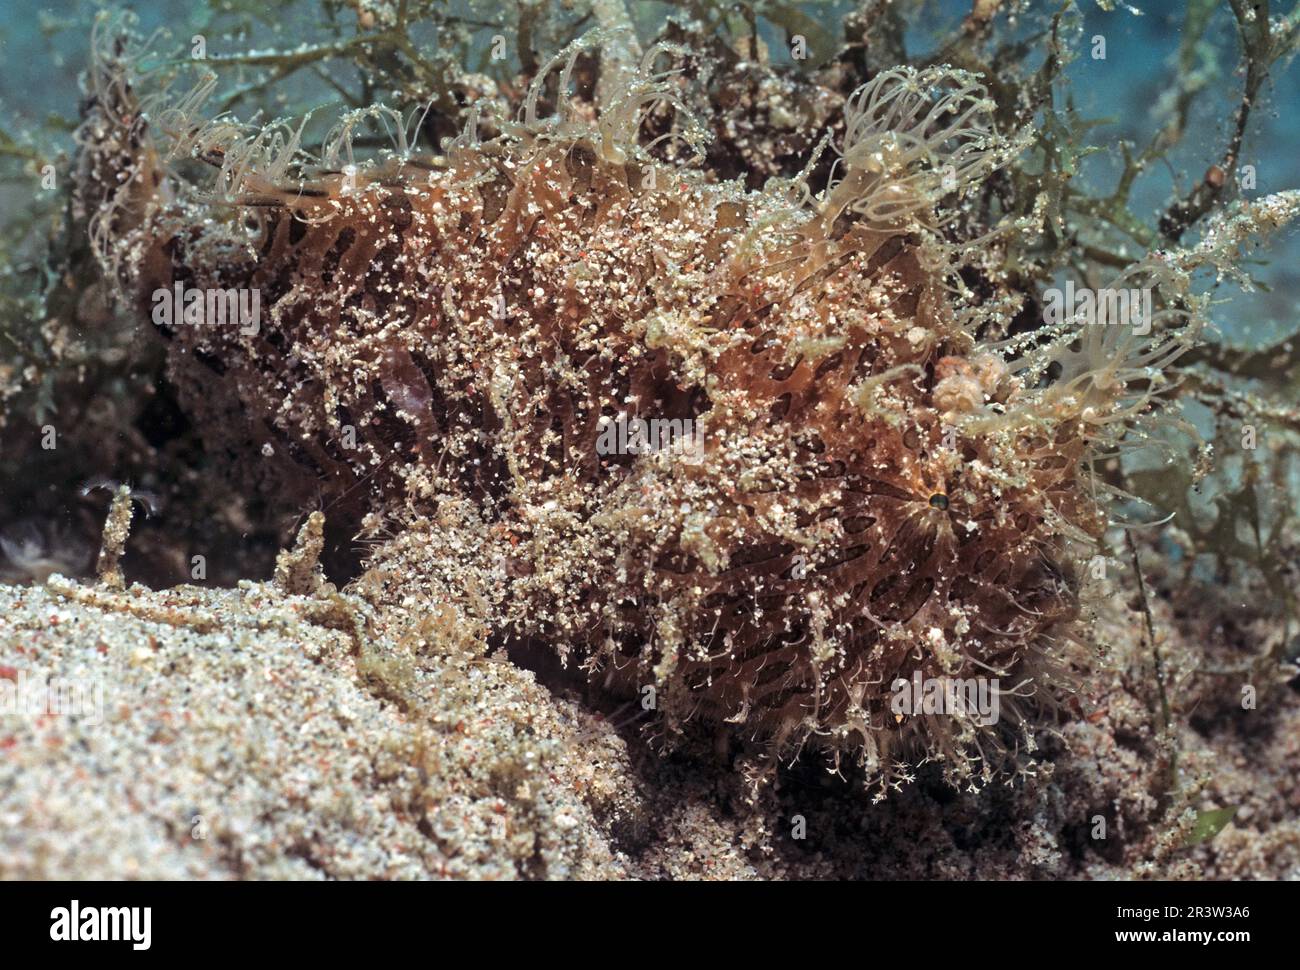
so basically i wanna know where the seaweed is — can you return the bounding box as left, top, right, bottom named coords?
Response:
left=0, top=0, right=1298, bottom=846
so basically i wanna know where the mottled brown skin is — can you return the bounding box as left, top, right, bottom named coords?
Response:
left=81, top=46, right=1105, bottom=785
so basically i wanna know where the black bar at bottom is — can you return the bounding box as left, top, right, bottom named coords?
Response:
left=0, top=878, right=1284, bottom=956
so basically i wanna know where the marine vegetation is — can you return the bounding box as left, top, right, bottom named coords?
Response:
left=3, top=0, right=1299, bottom=819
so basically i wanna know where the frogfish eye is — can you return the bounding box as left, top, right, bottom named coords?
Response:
left=928, top=493, right=949, bottom=510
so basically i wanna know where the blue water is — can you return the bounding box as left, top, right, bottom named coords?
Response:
left=1, top=0, right=1296, bottom=343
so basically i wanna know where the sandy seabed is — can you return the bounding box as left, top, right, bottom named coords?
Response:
left=0, top=544, right=1296, bottom=881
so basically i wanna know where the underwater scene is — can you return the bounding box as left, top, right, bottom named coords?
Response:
left=0, top=0, right=1297, bottom=896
